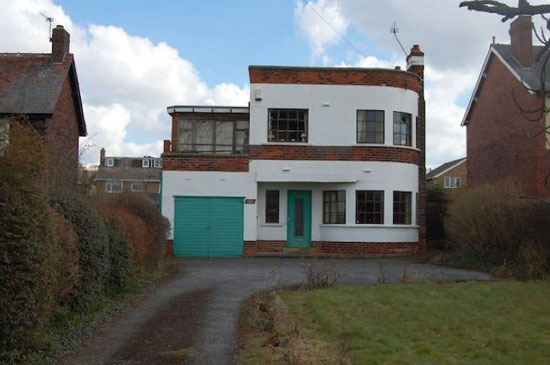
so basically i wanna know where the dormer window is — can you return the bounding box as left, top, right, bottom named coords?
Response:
left=106, top=158, right=114, bottom=167
left=268, top=109, right=308, bottom=143
left=153, top=159, right=161, bottom=168
left=142, top=159, right=150, bottom=168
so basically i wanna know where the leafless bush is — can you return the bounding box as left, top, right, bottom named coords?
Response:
left=377, top=261, right=389, bottom=284
left=446, top=181, right=550, bottom=276
left=303, top=259, right=341, bottom=289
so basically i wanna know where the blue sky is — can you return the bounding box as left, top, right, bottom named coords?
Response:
left=4, top=0, right=541, bottom=168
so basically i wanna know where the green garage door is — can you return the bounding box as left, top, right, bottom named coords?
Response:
left=174, top=197, right=244, bottom=257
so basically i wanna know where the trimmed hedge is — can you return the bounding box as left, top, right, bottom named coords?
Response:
left=51, top=194, right=110, bottom=310
left=104, top=216, right=135, bottom=294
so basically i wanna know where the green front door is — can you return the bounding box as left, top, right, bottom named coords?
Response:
left=174, top=197, right=244, bottom=257
left=287, top=190, right=312, bottom=248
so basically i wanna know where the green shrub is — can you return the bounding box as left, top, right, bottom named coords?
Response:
left=425, top=185, right=449, bottom=247
left=0, top=124, right=57, bottom=361
left=104, top=216, right=135, bottom=294
left=51, top=194, right=110, bottom=310
left=445, top=183, right=550, bottom=276
left=98, top=193, right=169, bottom=270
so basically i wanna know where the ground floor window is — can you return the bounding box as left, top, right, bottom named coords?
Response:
left=323, top=190, right=346, bottom=224
left=106, top=180, right=122, bottom=193
left=265, top=190, right=279, bottom=223
left=356, top=190, right=384, bottom=224
left=131, top=181, right=144, bottom=192
left=393, top=191, right=412, bottom=225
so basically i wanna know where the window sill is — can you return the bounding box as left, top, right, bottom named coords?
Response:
left=355, top=144, right=420, bottom=151
left=260, top=223, right=284, bottom=227
left=263, top=142, right=310, bottom=146
left=320, top=224, right=419, bottom=229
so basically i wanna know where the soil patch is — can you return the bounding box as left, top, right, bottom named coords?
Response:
left=111, top=288, right=211, bottom=364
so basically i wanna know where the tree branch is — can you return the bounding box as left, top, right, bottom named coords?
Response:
left=459, top=1, right=550, bottom=22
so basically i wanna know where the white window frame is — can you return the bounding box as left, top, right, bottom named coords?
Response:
left=153, top=159, right=161, bottom=168
left=444, top=176, right=462, bottom=189
left=142, top=159, right=150, bottom=168
left=105, top=180, right=122, bottom=193
left=131, top=181, right=144, bottom=192
left=106, top=158, right=114, bottom=167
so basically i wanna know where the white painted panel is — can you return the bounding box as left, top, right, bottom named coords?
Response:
left=249, top=84, right=419, bottom=147
left=162, top=171, right=257, bottom=240
left=255, top=160, right=419, bottom=243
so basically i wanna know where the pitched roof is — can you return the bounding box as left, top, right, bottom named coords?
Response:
left=462, top=44, right=550, bottom=126
left=492, top=44, right=550, bottom=90
left=95, top=158, right=161, bottom=181
left=426, top=157, right=466, bottom=179
left=0, top=53, right=86, bottom=135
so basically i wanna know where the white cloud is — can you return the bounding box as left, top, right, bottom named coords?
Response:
left=295, top=0, right=349, bottom=57
left=293, top=0, right=529, bottom=168
left=1, top=0, right=249, bottom=165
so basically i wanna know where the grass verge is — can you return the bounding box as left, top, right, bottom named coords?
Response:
left=239, top=281, right=550, bottom=364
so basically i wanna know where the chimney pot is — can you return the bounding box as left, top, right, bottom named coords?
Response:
left=509, top=16, right=533, bottom=68
left=52, top=25, right=70, bottom=63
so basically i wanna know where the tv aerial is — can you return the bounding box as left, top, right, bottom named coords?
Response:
left=390, top=22, right=408, bottom=57
left=39, top=12, right=54, bottom=42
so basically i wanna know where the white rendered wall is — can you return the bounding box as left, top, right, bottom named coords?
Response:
left=249, top=84, right=419, bottom=147
left=162, top=171, right=257, bottom=240
left=253, top=160, right=419, bottom=243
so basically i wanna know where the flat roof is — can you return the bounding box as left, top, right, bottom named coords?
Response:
left=167, top=105, right=249, bottom=114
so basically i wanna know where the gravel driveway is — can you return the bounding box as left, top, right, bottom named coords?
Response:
left=69, top=258, right=493, bottom=365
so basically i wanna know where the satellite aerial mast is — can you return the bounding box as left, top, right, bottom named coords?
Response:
left=39, top=12, right=54, bottom=42
left=390, top=22, right=408, bottom=57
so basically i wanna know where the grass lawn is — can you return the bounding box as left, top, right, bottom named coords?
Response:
left=279, top=281, right=550, bottom=364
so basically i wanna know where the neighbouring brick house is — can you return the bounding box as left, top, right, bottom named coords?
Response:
left=463, top=16, right=550, bottom=199
left=95, top=148, right=162, bottom=204
left=426, top=157, right=467, bottom=191
left=162, top=45, right=425, bottom=258
left=0, top=25, right=86, bottom=181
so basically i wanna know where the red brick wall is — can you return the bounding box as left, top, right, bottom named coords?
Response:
left=467, top=54, right=550, bottom=198
left=242, top=240, right=417, bottom=257
left=163, top=155, right=249, bottom=172
left=249, top=67, right=422, bottom=94
left=46, top=73, right=80, bottom=183
left=249, top=145, right=420, bottom=163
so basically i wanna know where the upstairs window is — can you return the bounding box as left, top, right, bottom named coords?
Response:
left=323, top=191, right=346, bottom=224
left=356, top=190, right=384, bottom=224
left=393, top=112, right=412, bottom=146
left=178, top=120, right=249, bottom=155
left=153, top=159, right=162, bottom=168
left=393, top=191, right=412, bottom=225
left=106, top=158, right=114, bottom=167
left=268, top=109, right=308, bottom=143
left=357, top=110, right=384, bottom=144
left=142, top=159, right=150, bottom=168
left=265, top=190, right=280, bottom=223
left=444, top=176, right=461, bottom=188
left=105, top=180, right=122, bottom=193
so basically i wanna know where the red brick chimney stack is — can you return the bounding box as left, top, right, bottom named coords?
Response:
left=52, top=25, right=70, bottom=63
left=406, top=44, right=424, bottom=79
left=509, top=15, right=533, bottom=68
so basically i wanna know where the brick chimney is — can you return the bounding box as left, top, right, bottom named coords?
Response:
left=509, top=15, right=533, bottom=68
left=100, top=148, right=105, bottom=166
left=52, top=25, right=70, bottom=63
left=406, top=44, right=424, bottom=79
